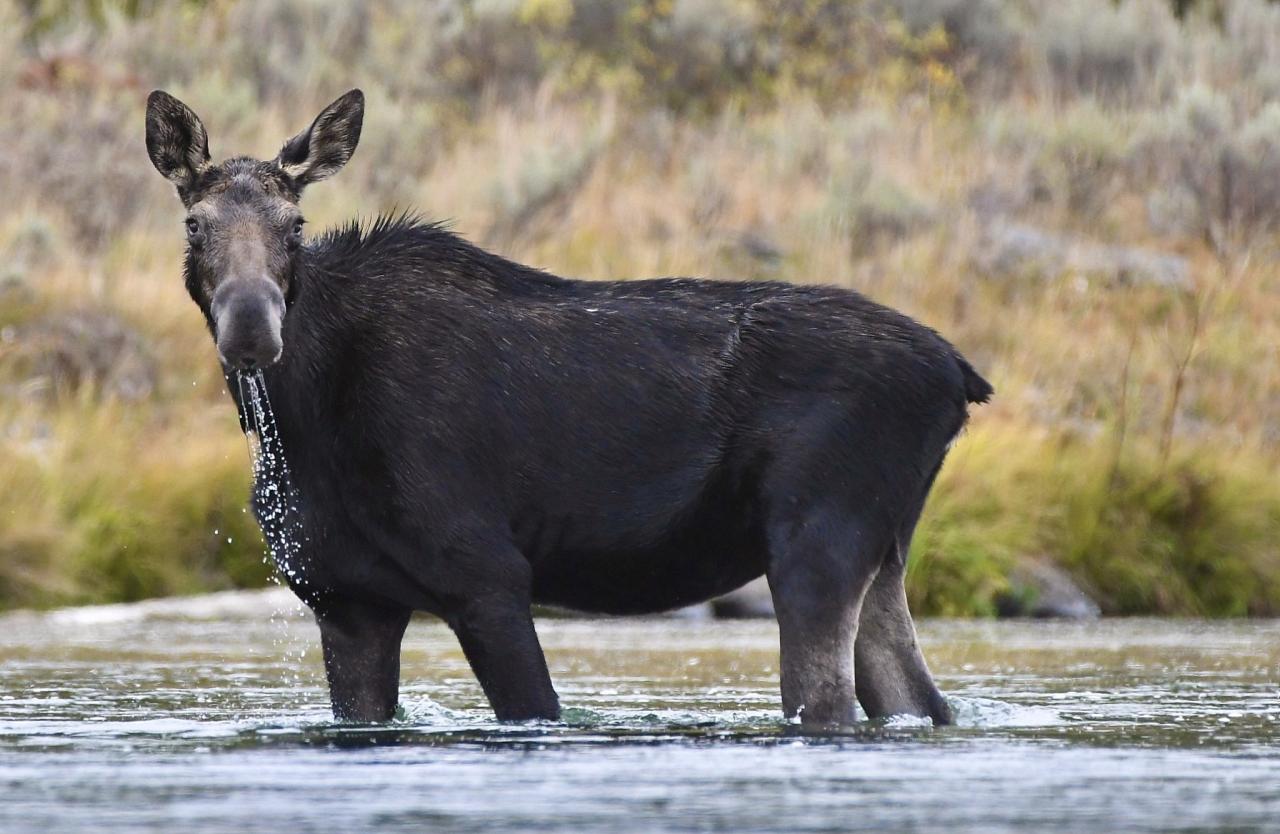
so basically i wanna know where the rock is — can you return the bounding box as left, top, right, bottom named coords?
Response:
left=996, top=558, right=1101, bottom=620
left=967, top=181, right=1035, bottom=219
left=716, top=230, right=785, bottom=280
left=0, top=273, right=34, bottom=303
left=1, top=310, right=156, bottom=402
left=975, top=221, right=1192, bottom=291
left=711, top=577, right=775, bottom=619
left=724, top=230, right=783, bottom=265
left=671, top=603, right=716, bottom=620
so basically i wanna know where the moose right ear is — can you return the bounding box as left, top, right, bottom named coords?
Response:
left=145, top=90, right=211, bottom=193
left=274, top=89, right=364, bottom=189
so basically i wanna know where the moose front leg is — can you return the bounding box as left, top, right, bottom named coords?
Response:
left=448, top=592, right=560, bottom=722
left=315, top=596, right=412, bottom=722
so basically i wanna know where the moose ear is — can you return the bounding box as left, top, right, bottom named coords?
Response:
left=145, top=90, right=211, bottom=191
left=275, top=89, right=364, bottom=188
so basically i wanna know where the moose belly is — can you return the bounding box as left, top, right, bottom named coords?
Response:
left=531, top=548, right=765, bottom=615
left=526, top=502, right=768, bottom=615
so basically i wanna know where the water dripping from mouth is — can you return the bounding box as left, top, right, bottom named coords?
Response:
left=235, top=370, right=309, bottom=590
left=234, top=370, right=317, bottom=695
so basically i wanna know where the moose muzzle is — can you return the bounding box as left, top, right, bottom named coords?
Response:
left=211, top=277, right=286, bottom=370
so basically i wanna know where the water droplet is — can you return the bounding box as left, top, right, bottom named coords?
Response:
left=235, top=370, right=311, bottom=591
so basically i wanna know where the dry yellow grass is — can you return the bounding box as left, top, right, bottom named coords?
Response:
left=1, top=0, right=1278, bottom=613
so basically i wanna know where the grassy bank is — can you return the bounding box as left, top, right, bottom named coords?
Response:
left=1, top=0, right=1279, bottom=614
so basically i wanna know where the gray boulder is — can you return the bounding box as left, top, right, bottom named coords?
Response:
left=711, top=576, right=775, bottom=619
left=975, top=221, right=1192, bottom=290
left=996, top=558, right=1101, bottom=619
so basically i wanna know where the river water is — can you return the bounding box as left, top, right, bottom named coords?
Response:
left=0, top=590, right=1276, bottom=833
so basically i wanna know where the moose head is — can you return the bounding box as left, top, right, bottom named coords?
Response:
left=145, top=89, right=364, bottom=370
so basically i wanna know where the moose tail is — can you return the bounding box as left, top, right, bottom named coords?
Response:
left=956, top=355, right=994, bottom=405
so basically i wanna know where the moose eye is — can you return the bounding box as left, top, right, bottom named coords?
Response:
left=184, top=217, right=205, bottom=248
left=286, top=218, right=305, bottom=249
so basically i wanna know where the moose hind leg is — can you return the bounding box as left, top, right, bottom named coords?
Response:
left=315, top=596, right=412, bottom=722
left=766, top=510, right=885, bottom=727
left=854, top=553, right=952, bottom=725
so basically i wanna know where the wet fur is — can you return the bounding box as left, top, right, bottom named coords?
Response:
left=245, top=215, right=989, bottom=722
left=148, top=91, right=992, bottom=727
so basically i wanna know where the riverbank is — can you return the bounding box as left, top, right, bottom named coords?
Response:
left=2, top=0, right=1279, bottom=615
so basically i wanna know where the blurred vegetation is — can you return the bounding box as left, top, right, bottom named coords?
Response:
left=1, top=0, right=1279, bottom=615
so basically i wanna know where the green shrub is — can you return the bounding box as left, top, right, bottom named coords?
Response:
left=1033, top=0, right=1177, bottom=104
left=1059, top=450, right=1280, bottom=616
left=887, top=0, right=1024, bottom=83
left=906, top=426, right=1280, bottom=617
left=0, top=403, right=270, bottom=609
left=1134, top=88, right=1280, bottom=250
left=823, top=163, right=934, bottom=255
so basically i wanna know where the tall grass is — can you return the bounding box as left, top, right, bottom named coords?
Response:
left=1, top=0, right=1279, bottom=614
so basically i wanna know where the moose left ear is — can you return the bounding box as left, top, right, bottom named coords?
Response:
left=145, top=90, right=211, bottom=193
left=275, top=89, right=364, bottom=189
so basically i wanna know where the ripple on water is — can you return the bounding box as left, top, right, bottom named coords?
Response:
left=0, top=601, right=1278, bottom=832
left=949, top=696, right=1064, bottom=728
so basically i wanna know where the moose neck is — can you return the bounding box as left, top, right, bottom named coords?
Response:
left=261, top=252, right=341, bottom=438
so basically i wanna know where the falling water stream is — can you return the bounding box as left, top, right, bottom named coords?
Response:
left=235, top=370, right=308, bottom=590
left=235, top=369, right=314, bottom=689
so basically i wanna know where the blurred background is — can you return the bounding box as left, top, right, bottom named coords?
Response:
left=1, top=0, right=1277, bottom=617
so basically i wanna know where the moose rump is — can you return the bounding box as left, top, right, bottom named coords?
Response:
left=500, top=282, right=972, bottom=622
left=144, top=88, right=992, bottom=729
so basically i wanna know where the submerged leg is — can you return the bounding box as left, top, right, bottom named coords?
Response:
left=448, top=592, right=560, bottom=721
left=855, top=546, right=952, bottom=725
left=766, top=510, right=885, bottom=727
left=315, top=596, right=412, bottom=722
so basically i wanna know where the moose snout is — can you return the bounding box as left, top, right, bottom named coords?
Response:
left=211, top=277, right=285, bottom=371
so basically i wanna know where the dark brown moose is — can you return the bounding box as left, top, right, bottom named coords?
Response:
left=145, top=89, right=992, bottom=728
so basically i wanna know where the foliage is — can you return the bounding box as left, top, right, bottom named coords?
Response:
left=1132, top=86, right=1280, bottom=255
left=0, top=400, right=269, bottom=607
left=3, top=0, right=1280, bottom=615
left=1032, top=0, right=1177, bottom=104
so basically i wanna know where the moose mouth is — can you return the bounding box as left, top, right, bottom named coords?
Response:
left=211, top=277, right=286, bottom=370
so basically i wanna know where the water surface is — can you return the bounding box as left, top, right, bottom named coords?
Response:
left=0, top=591, right=1276, bottom=832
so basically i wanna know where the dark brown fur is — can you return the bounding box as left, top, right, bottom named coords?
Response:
left=146, top=89, right=992, bottom=727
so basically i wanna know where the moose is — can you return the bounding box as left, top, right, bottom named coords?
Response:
left=145, top=89, right=991, bottom=728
